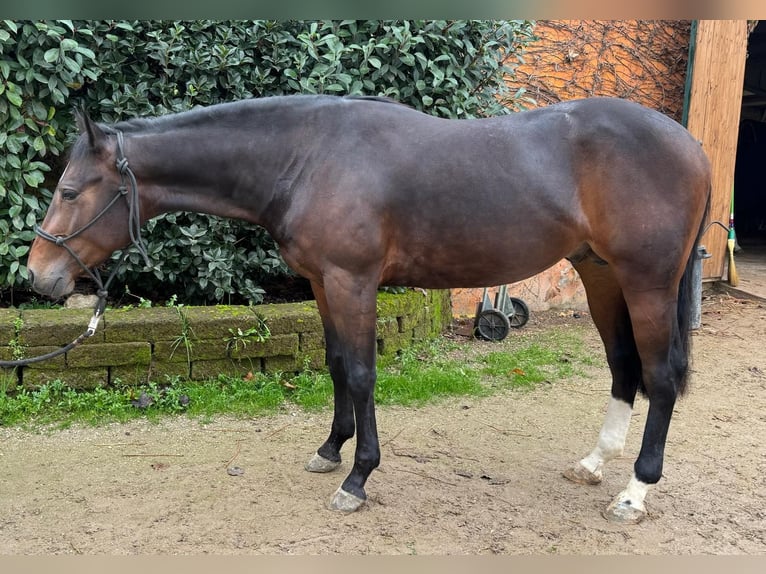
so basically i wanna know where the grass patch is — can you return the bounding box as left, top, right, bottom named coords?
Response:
left=0, top=324, right=599, bottom=429
left=479, top=329, right=597, bottom=390
left=376, top=341, right=488, bottom=406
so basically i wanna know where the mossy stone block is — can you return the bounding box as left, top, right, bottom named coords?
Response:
left=110, top=364, right=152, bottom=386
left=263, top=355, right=299, bottom=373
left=376, top=316, right=400, bottom=338
left=21, top=346, right=67, bottom=369
left=430, top=290, right=452, bottom=331
left=149, top=359, right=191, bottom=381
left=188, top=339, right=230, bottom=361
left=153, top=340, right=193, bottom=364
left=376, top=290, right=424, bottom=319
left=181, top=306, right=269, bottom=340
left=229, top=333, right=299, bottom=360
left=104, top=307, right=183, bottom=343
left=2, top=289, right=450, bottom=389
left=67, top=342, right=152, bottom=368
left=256, top=302, right=322, bottom=335
left=296, top=349, right=326, bottom=371
left=190, top=358, right=257, bottom=380
left=399, top=307, right=426, bottom=333
left=0, top=309, right=20, bottom=343
left=18, top=308, right=105, bottom=346
left=299, top=330, right=325, bottom=352
left=377, top=331, right=413, bottom=357
left=23, top=366, right=108, bottom=390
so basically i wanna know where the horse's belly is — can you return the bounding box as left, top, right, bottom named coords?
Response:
left=380, top=238, right=574, bottom=289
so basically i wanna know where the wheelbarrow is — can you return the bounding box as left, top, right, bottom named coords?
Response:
left=473, top=285, right=529, bottom=341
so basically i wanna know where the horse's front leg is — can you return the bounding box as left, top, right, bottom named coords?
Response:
left=305, top=276, right=380, bottom=512
left=330, top=349, right=379, bottom=512
left=304, top=282, right=356, bottom=473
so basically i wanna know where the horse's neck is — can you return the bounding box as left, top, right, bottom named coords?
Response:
left=133, top=129, right=289, bottom=228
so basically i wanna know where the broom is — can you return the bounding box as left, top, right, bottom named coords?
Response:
left=727, top=186, right=739, bottom=287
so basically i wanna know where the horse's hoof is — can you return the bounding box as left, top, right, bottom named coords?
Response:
left=305, top=453, right=341, bottom=473
left=602, top=498, right=647, bottom=524
left=329, top=487, right=366, bottom=513
left=563, top=462, right=602, bottom=485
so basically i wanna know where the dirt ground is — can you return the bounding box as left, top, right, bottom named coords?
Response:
left=0, top=291, right=764, bottom=555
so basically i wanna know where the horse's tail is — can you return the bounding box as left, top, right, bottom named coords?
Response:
left=675, top=186, right=712, bottom=396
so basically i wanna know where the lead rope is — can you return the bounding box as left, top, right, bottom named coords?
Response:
left=1, top=130, right=149, bottom=368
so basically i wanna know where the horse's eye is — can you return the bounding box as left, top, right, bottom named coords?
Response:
left=60, top=189, right=79, bottom=201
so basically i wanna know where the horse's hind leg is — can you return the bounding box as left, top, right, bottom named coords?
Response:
left=563, top=258, right=668, bottom=525
left=564, top=260, right=642, bottom=488
left=571, top=254, right=688, bottom=524
left=604, top=286, right=688, bottom=523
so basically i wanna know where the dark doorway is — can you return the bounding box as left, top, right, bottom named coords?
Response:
left=736, top=21, right=766, bottom=248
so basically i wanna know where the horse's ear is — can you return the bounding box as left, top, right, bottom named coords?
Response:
left=73, top=107, right=107, bottom=152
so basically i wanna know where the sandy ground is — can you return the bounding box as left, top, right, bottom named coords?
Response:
left=0, top=292, right=764, bottom=555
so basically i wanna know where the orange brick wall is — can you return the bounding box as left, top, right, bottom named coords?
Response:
left=450, top=20, right=692, bottom=317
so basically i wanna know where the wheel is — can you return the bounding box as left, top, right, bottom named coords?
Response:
left=508, top=297, right=530, bottom=328
left=474, top=309, right=511, bottom=341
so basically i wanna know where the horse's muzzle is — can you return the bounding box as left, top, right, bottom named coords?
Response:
left=27, top=266, right=75, bottom=300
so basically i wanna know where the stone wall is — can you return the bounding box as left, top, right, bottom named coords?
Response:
left=0, top=289, right=451, bottom=390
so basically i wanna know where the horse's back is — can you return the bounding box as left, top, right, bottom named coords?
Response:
left=310, top=97, right=709, bottom=288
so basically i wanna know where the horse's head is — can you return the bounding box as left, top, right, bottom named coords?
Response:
left=27, top=110, right=140, bottom=300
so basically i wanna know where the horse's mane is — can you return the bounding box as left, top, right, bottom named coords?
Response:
left=342, top=95, right=412, bottom=108
left=106, top=94, right=412, bottom=134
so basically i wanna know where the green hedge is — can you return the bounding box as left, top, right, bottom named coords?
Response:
left=0, top=20, right=535, bottom=306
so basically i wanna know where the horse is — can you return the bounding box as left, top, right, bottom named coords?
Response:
left=26, top=95, right=711, bottom=523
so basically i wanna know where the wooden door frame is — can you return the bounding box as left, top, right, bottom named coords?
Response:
left=683, top=20, right=749, bottom=280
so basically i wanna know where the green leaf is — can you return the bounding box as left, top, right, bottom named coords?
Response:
left=31, top=100, right=47, bottom=120
left=6, top=148, right=21, bottom=164
left=23, top=171, right=43, bottom=187
left=74, top=46, right=96, bottom=60
left=6, top=89, right=22, bottom=107
left=62, top=55, right=81, bottom=74
left=43, top=48, right=59, bottom=63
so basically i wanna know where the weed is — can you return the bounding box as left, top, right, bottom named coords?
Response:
left=225, top=309, right=271, bottom=354
left=8, top=316, right=26, bottom=361
left=167, top=298, right=194, bottom=370
left=282, top=360, right=333, bottom=410
left=17, top=298, right=60, bottom=310
left=122, top=285, right=153, bottom=309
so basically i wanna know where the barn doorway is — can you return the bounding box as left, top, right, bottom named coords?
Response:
left=738, top=21, right=766, bottom=247
left=732, top=20, right=766, bottom=297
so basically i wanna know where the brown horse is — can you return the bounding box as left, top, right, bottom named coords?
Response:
left=26, top=95, right=710, bottom=523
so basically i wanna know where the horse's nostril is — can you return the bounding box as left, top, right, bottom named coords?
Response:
left=28, top=268, right=35, bottom=285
